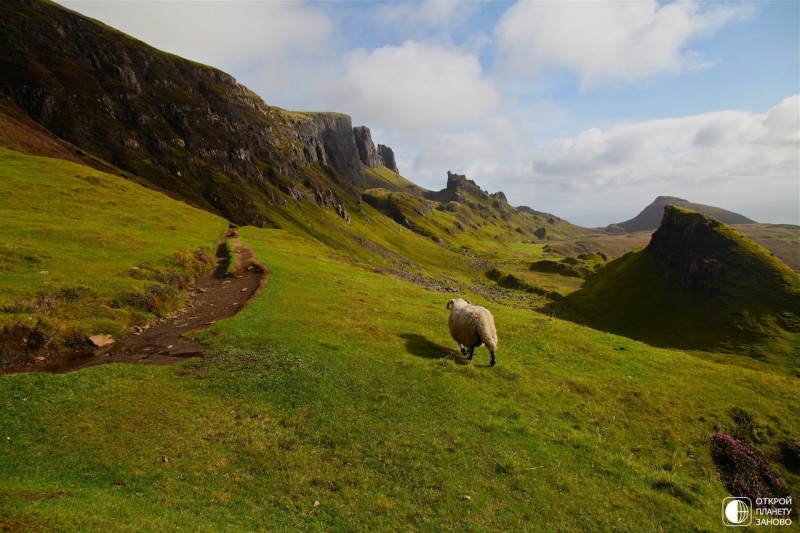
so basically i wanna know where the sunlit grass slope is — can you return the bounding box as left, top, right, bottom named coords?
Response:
left=1, top=227, right=797, bottom=530
left=363, top=165, right=428, bottom=195
left=0, top=148, right=227, bottom=359
left=261, top=181, right=589, bottom=304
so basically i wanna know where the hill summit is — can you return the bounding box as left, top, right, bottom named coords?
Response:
left=609, top=196, right=755, bottom=232
left=558, top=206, right=800, bottom=368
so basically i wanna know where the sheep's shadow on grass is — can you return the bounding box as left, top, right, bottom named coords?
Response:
left=399, top=333, right=471, bottom=366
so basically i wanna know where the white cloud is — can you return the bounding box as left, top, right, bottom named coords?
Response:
left=526, top=95, right=799, bottom=190
left=327, top=42, right=501, bottom=131
left=484, top=95, right=799, bottom=225
left=58, top=1, right=333, bottom=93
left=408, top=115, right=530, bottom=181
left=397, top=96, right=799, bottom=226
left=62, top=1, right=332, bottom=67
left=494, top=0, right=743, bottom=87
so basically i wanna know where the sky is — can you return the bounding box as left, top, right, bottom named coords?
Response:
left=57, top=0, right=799, bottom=227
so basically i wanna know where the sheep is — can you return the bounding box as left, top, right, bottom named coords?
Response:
left=446, top=298, right=497, bottom=366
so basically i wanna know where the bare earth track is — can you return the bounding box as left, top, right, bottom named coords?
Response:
left=40, top=232, right=267, bottom=373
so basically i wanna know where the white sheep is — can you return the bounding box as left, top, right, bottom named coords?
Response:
left=446, top=298, right=497, bottom=366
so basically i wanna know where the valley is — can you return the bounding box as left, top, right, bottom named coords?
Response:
left=0, top=1, right=798, bottom=530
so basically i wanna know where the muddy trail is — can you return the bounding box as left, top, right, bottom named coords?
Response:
left=41, top=231, right=267, bottom=373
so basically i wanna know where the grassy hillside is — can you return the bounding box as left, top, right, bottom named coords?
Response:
left=556, top=207, right=800, bottom=371
left=362, top=166, right=429, bottom=195
left=360, top=171, right=586, bottom=256
left=1, top=226, right=797, bottom=530
left=0, top=2, right=795, bottom=529
left=214, top=162, right=600, bottom=309
left=0, top=148, right=227, bottom=366
left=736, top=223, right=800, bottom=272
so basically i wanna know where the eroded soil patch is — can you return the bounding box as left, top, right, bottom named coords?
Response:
left=37, top=232, right=267, bottom=373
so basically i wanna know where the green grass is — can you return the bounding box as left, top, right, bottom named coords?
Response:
left=222, top=239, right=237, bottom=277
left=265, top=179, right=580, bottom=304
left=506, top=241, right=545, bottom=256
left=0, top=148, right=227, bottom=358
left=362, top=166, right=428, bottom=195
left=1, top=227, right=797, bottom=530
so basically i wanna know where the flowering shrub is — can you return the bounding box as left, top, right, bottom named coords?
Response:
left=710, top=433, right=789, bottom=502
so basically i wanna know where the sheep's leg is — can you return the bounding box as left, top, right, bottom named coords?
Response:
left=489, top=351, right=496, bottom=367
left=467, top=346, right=475, bottom=361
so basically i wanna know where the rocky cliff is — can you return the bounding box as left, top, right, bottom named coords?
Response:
left=353, top=125, right=399, bottom=174
left=0, top=0, right=368, bottom=225
left=647, top=206, right=731, bottom=294
left=424, top=171, right=490, bottom=203
left=353, top=126, right=382, bottom=168
left=289, top=113, right=364, bottom=187
left=646, top=206, right=782, bottom=295
left=377, top=144, right=399, bottom=174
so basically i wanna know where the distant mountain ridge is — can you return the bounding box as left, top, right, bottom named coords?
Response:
left=609, top=196, right=756, bottom=232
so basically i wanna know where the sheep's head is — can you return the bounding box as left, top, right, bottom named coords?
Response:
left=447, top=298, right=471, bottom=310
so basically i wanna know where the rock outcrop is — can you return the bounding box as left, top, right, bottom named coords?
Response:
left=353, top=126, right=382, bottom=168
left=377, top=144, right=398, bottom=174
left=353, top=126, right=400, bottom=175
left=424, top=171, right=490, bottom=203
left=647, top=206, right=731, bottom=294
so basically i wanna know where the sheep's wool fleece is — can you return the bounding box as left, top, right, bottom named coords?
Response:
left=449, top=301, right=497, bottom=351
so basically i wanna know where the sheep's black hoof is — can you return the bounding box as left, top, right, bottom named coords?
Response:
left=490, top=358, right=496, bottom=366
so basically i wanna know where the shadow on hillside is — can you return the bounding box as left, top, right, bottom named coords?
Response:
left=399, top=333, right=467, bottom=365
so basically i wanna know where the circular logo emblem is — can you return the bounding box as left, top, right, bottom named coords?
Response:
left=724, top=499, right=751, bottom=525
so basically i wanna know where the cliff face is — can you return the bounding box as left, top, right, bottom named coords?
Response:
left=377, top=144, right=399, bottom=174
left=0, top=0, right=365, bottom=225
left=647, top=206, right=732, bottom=294
left=353, top=125, right=400, bottom=175
left=353, top=126, right=382, bottom=168
left=290, top=113, right=364, bottom=187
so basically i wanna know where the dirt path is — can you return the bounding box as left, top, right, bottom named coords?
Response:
left=41, top=231, right=267, bottom=373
